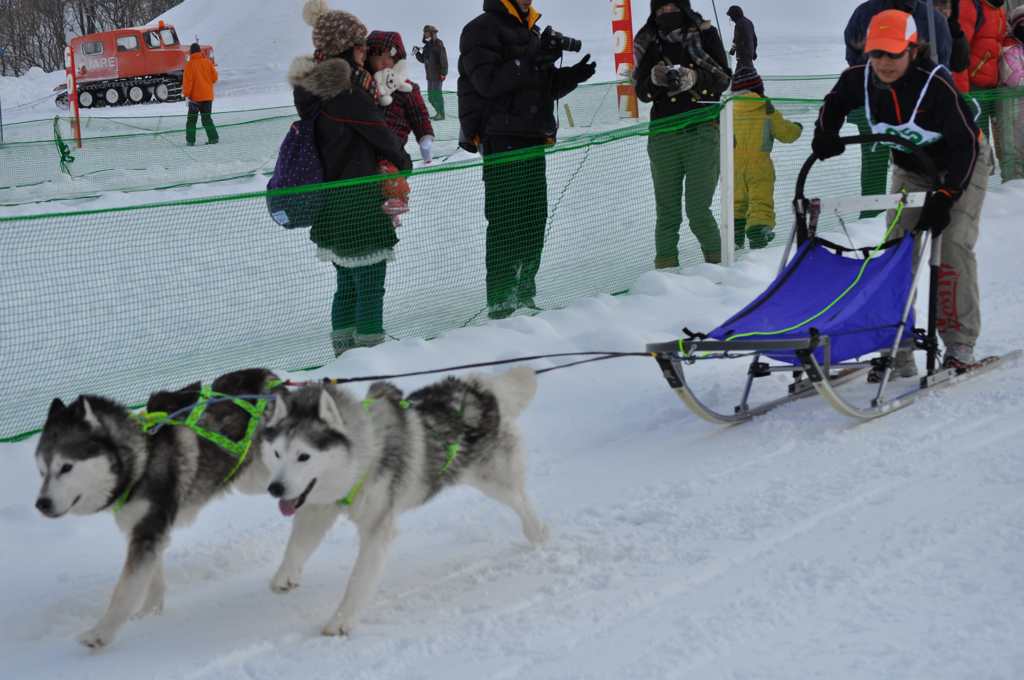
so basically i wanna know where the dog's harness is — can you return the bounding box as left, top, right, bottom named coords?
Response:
left=336, top=397, right=465, bottom=507
left=112, top=380, right=283, bottom=512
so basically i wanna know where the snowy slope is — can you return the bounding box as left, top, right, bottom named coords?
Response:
left=1, top=179, right=1022, bottom=679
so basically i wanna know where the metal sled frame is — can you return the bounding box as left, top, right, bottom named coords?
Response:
left=648, top=135, right=1022, bottom=423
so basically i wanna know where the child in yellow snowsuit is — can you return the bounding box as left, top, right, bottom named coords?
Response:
left=731, top=78, right=803, bottom=249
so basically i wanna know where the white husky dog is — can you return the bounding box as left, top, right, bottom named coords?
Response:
left=261, top=366, right=550, bottom=635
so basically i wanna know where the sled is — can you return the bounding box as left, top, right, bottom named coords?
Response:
left=647, top=135, right=1022, bottom=424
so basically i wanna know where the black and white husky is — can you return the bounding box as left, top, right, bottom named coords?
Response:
left=34, top=368, right=285, bottom=649
left=261, top=366, right=550, bottom=636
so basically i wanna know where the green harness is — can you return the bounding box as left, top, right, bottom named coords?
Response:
left=114, top=380, right=282, bottom=512
left=337, top=397, right=464, bottom=507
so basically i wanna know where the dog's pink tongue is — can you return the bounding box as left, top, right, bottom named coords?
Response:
left=279, top=498, right=299, bottom=517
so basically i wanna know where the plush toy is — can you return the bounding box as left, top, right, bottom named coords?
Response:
left=373, top=59, right=414, bottom=106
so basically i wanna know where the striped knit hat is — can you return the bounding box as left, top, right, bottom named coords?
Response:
left=303, top=0, right=367, bottom=60
left=732, top=67, right=764, bottom=96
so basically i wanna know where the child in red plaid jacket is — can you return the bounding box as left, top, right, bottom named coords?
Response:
left=367, top=30, right=435, bottom=225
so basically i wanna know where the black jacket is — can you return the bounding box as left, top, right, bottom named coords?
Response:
left=814, top=59, right=981, bottom=199
left=729, top=9, right=757, bottom=70
left=416, top=39, right=449, bottom=81
left=288, top=56, right=412, bottom=257
left=457, top=0, right=583, bottom=152
left=632, top=18, right=732, bottom=122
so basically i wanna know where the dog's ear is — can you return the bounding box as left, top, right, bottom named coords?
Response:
left=266, top=393, right=289, bottom=428
left=47, top=398, right=66, bottom=421
left=80, top=398, right=104, bottom=432
left=318, top=389, right=347, bottom=432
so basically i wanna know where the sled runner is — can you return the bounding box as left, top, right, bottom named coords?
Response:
left=647, top=135, right=1022, bottom=424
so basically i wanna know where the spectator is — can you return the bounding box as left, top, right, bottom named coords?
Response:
left=814, top=10, right=990, bottom=378
left=935, top=1, right=971, bottom=74
left=726, top=5, right=757, bottom=71
left=730, top=71, right=803, bottom=251
left=996, top=5, right=1024, bottom=179
left=458, top=0, right=596, bottom=319
left=412, top=25, right=449, bottom=120
left=291, top=0, right=412, bottom=354
left=633, top=0, right=732, bottom=267
left=366, top=30, right=436, bottom=165
left=182, top=43, right=219, bottom=146
left=953, top=0, right=1011, bottom=149
left=845, top=1, right=953, bottom=219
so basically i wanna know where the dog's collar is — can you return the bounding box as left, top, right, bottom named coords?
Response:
left=110, top=486, right=132, bottom=513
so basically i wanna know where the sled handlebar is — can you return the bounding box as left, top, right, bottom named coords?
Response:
left=794, top=134, right=941, bottom=205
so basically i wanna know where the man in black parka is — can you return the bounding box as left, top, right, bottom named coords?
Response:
left=458, top=0, right=596, bottom=319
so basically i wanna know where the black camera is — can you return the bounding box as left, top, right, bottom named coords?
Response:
left=540, top=25, right=582, bottom=54
left=665, top=66, right=681, bottom=91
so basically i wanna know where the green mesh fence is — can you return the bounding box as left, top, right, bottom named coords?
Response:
left=0, top=82, right=633, bottom=205
left=2, top=80, right=1023, bottom=440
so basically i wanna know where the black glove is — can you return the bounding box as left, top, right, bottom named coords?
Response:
left=915, top=191, right=956, bottom=236
left=811, top=132, right=845, bottom=160
left=566, top=54, right=597, bottom=84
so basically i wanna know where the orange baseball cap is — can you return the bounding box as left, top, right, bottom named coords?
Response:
left=865, top=10, right=919, bottom=55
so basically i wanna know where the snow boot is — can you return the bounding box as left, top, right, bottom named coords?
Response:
left=747, top=225, right=776, bottom=250
left=942, top=342, right=975, bottom=372
left=867, top=351, right=918, bottom=383
left=487, top=290, right=518, bottom=320
left=331, top=328, right=356, bottom=357
left=354, top=332, right=386, bottom=349
left=654, top=255, right=679, bottom=269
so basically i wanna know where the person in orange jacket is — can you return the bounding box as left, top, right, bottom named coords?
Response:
left=182, top=43, right=219, bottom=146
left=954, top=0, right=1012, bottom=142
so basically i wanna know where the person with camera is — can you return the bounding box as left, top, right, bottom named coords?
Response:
left=411, top=25, right=449, bottom=121
left=457, top=0, right=596, bottom=319
left=633, top=0, right=732, bottom=267
left=813, top=10, right=990, bottom=377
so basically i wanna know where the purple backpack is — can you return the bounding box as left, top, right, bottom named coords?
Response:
left=266, top=115, right=324, bottom=229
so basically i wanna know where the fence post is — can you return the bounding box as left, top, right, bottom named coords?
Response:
left=719, top=97, right=735, bottom=267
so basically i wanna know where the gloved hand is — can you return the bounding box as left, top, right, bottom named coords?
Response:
left=411, top=46, right=421, bottom=56
left=419, top=136, right=434, bottom=164
left=811, top=132, right=845, bottom=160
left=567, top=54, right=597, bottom=84
left=440, top=75, right=445, bottom=81
left=667, top=66, right=697, bottom=96
left=712, top=67, right=732, bottom=88
left=915, top=191, right=956, bottom=236
left=651, top=61, right=670, bottom=87
left=729, top=46, right=736, bottom=56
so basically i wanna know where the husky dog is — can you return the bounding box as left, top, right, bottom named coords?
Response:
left=34, top=368, right=285, bottom=650
left=261, top=366, right=550, bottom=636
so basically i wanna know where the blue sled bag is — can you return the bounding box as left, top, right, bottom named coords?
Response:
left=267, top=115, right=324, bottom=229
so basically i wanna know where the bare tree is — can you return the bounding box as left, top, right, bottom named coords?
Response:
left=0, top=0, right=184, bottom=76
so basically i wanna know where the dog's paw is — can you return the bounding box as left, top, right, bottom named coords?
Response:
left=269, top=571, right=300, bottom=593
left=525, top=520, right=551, bottom=544
left=77, top=626, right=115, bottom=650
left=132, top=602, right=163, bottom=620
left=321, top=617, right=354, bottom=636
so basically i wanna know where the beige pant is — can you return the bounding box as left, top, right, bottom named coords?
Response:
left=885, top=140, right=992, bottom=347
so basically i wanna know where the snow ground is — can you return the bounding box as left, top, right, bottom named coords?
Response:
left=3, top=1, right=1024, bottom=677
left=2, top=180, right=1023, bottom=679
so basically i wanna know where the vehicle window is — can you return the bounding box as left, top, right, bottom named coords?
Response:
left=144, top=31, right=161, bottom=49
left=116, top=35, right=140, bottom=52
left=82, top=41, right=104, bottom=56
left=160, top=29, right=179, bottom=46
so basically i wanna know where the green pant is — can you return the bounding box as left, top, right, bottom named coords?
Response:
left=648, top=122, right=721, bottom=262
left=482, top=139, right=548, bottom=306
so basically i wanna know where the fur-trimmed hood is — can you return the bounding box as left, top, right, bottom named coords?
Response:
left=288, top=55, right=353, bottom=100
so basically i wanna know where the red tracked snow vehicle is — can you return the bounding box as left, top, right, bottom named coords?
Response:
left=54, top=22, right=215, bottom=109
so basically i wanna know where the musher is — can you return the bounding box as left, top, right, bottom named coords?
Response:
left=812, top=9, right=992, bottom=380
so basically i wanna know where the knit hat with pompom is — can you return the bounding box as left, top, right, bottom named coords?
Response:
left=303, top=0, right=367, bottom=59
